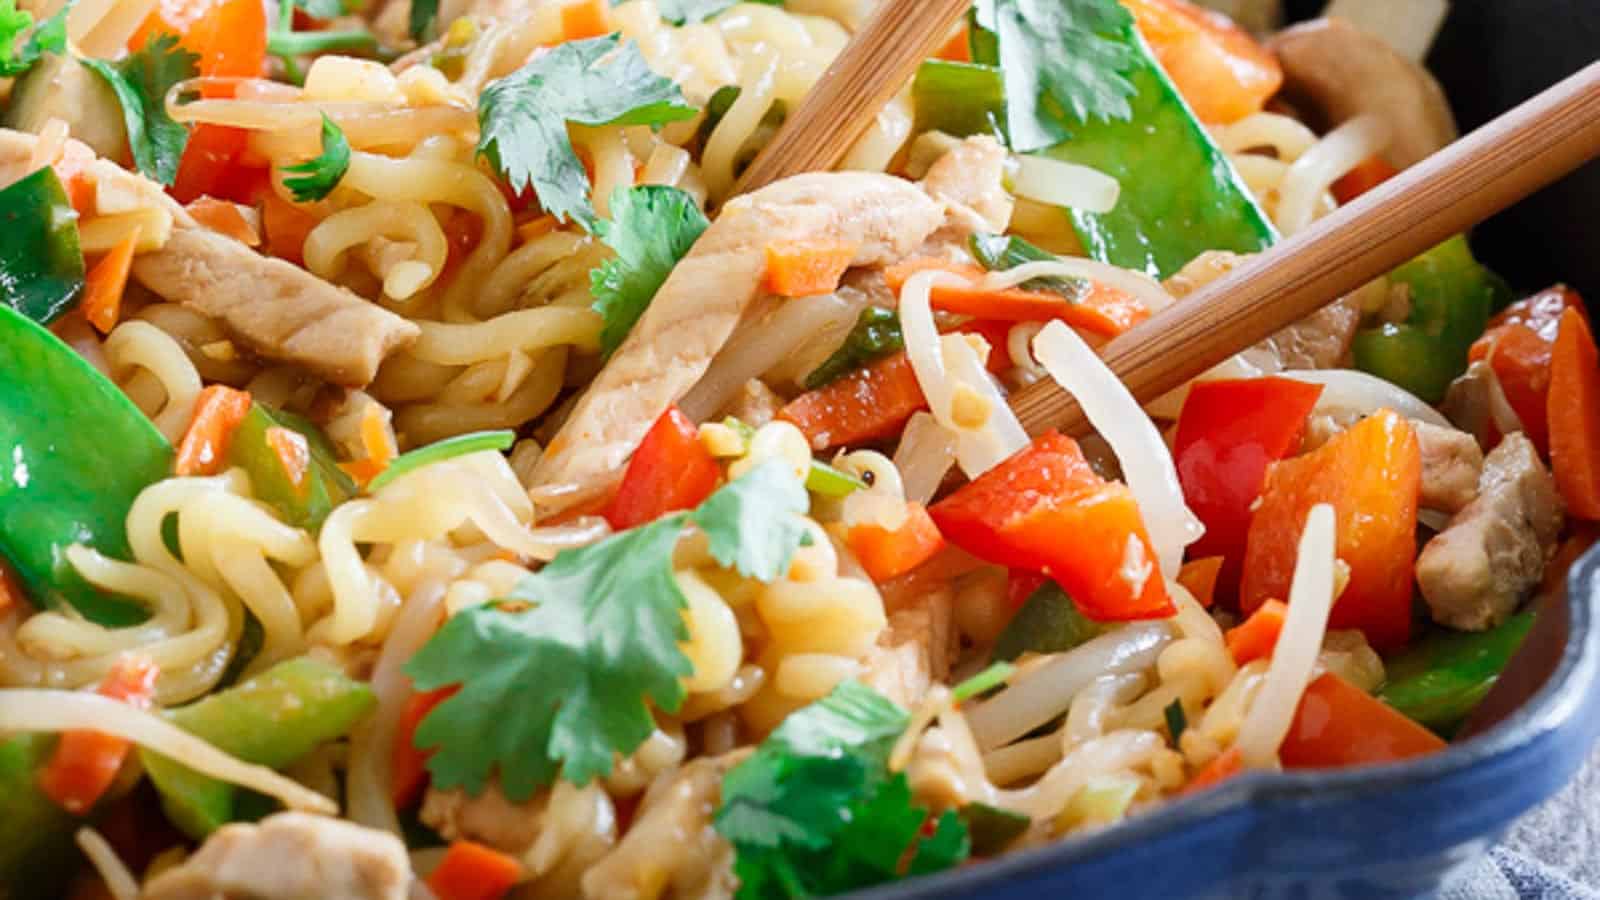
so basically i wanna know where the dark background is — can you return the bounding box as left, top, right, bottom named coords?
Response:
left=1285, top=0, right=1600, bottom=303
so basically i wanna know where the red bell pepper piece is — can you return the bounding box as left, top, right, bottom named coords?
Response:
left=778, top=351, right=928, bottom=451
left=958, top=319, right=1015, bottom=375
left=1173, top=377, right=1323, bottom=604
left=1330, top=155, right=1399, bottom=205
left=427, top=841, right=523, bottom=900
left=1241, top=410, right=1421, bottom=650
left=1471, top=285, right=1588, bottom=357
left=1279, top=672, right=1446, bottom=769
left=1465, top=287, right=1588, bottom=456
left=929, top=431, right=1173, bottom=621
left=602, top=406, right=720, bottom=531
left=391, top=684, right=457, bottom=809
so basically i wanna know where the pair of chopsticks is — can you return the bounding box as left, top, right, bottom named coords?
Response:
left=734, top=0, right=1600, bottom=435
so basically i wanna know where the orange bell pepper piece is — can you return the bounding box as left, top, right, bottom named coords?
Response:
left=1122, top=0, right=1282, bottom=125
left=1241, top=410, right=1421, bottom=650
left=848, top=503, right=947, bottom=583
left=427, top=840, right=523, bottom=900
left=764, top=239, right=859, bottom=298
left=1224, top=598, right=1286, bottom=665
left=1175, top=555, right=1223, bottom=609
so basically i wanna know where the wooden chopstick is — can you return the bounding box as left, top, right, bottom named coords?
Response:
left=1012, top=61, right=1600, bottom=436
left=729, top=0, right=970, bottom=196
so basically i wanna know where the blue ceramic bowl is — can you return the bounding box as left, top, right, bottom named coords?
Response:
left=866, top=547, right=1600, bottom=899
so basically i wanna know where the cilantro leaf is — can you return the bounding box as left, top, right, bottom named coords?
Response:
left=689, top=457, right=809, bottom=581
left=82, top=35, right=198, bottom=186
left=476, top=34, right=696, bottom=228
left=0, top=0, right=68, bottom=77
left=715, top=682, right=970, bottom=898
left=408, top=0, right=437, bottom=41
left=405, top=461, right=812, bottom=799
left=975, top=0, right=1140, bottom=153
left=590, top=184, right=708, bottom=355
left=281, top=114, right=351, bottom=202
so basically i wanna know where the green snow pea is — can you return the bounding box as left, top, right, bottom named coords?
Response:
left=225, top=404, right=356, bottom=531
left=0, top=167, right=85, bottom=325
left=0, top=734, right=79, bottom=898
left=1379, top=612, right=1535, bottom=735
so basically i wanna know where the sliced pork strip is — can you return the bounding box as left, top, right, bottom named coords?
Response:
left=132, top=229, right=419, bottom=387
left=140, top=812, right=411, bottom=900
left=529, top=172, right=944, bottom=508
left=1166, top=250, right=1361, bottom=370
left=919, top=135, right=1015, bottom=236
left=1415, top=433, right=1564, bottom=631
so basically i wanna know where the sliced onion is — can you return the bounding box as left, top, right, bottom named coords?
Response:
left=1277, top=114, right=1392, bottom=234
left=893, top=412, right=957, bottom=505
left=1234, top=503, right=1337, bottom=767
left=1281, top=369, right=1450, bottom=428
left=0, top=690, right=337, bottom=814
left=1033, top=321, right=1203, bottom=579
left=680, top=292, right=859, bottom=422
left=1011, top=154, right=1121, bottom=214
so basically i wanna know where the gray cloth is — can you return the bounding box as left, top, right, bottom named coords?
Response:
left=1441, top=745, right=1600, bottom=899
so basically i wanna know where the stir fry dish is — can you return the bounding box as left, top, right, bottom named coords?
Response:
left=0, top=0, right=1596, bottom=897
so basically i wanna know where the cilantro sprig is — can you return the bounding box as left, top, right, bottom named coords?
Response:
left=281, top=114, right=351, bottom=202
left=973, top=0, right=1140, bottom=153
left=590, top=185, right=709, bottom=356
left=715, top=681, right=971, bottom=897
left=82, top=34, right=198, bottom=186
left=475, top=34, right=696, bottom=229
left=405, top=458, right=810, bottom=799
left=0, top=0, right=67, bottom=77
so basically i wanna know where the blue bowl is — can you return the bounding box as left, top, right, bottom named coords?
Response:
left=866, top=547, right=1600, bottom=899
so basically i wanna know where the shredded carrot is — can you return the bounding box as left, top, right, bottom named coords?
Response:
left=778, top=351, right=928, bottom=450
left=427, top=840, right=524, bottom=900
left=52, top=140, right=98, bottom=217
left=82, top=228, right=141, bottom=335
left=764, top=239, right=859, bottom=298
left=338, top=458, right=387, bottom=486
left=260, top=189, right=320, bottom=265
left=175, top=385, right=253, bottom=476
left=1225, top=598, right=1286, bottom=665
left=1549, top=307, right=1600, bottom=520
left=1176, top=555, right=1224, bottom=609
left=38, top=656, right=159, bottom=814
left=361, top=403, right=397, bottom=468
left=516, top=214, right=559, bottom=245
left=884, top=257, right=1150, bottom=337
left=560, top=0, right=609, bottom=42
left=1330, top=155, right=1399, bottom=205
left=848, top=503, right=947, bottom=583
left=1181, top=746, right=1244, bottom=795
left=187, top=196, right=261, bottom=246
left=934, top=24, right=970, bottom=62
left=265, top=426, right=310, bottom=494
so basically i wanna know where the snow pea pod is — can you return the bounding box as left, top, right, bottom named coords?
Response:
left=0, top=167, right=85, bottom=325
left=1378, top=612, right=1535, bottom=735
left=225, top=403, right=355, bottom=531
left=0, top=304, right=172, bottom=625
left=0, top=734, right=79, bottom=897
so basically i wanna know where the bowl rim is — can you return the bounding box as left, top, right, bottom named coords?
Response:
left=856, top=544, right=1600, bottom=898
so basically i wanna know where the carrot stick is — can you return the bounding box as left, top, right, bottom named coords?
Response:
left=175, top=385, right=253, bottom=476
left=38, top=656, right=159, bottom=814
left=934, top=23, right=970, bottom=62
left=764, top=239, right=859, bottom=298
left=560, top=0, right=609, bottom=42
left=847, top=503, right=947, bottom=583
left=427, top=840, right=524, bottom=900
left=187, top=197, right=261, bottom=246
left=884, top=258, right=1150, bottom=337
left=1548, top=307, right=1600, bottom=519
left=1225, top=598, right=1286, bottom=665
left=265, top=426, right=310, bottom=494
left=778, top=351, right=928, bottom=450
left=82, top=228, right=141, bottom=335
left=1331, top=155, right=1400, bottom=205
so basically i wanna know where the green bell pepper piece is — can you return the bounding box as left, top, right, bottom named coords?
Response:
left=140, top=657, right=375, bottom=838
left=912, top=59, right=1008, bottom=141
left=367, top=429, right=515, bottom=492
left=0, top=734, right=79, bottom=898
left=0, top=167, right=85, bottom=325
left=958, top=802, right=1030, bottom=856
left=225, top=404, right=356, bottom=531
left=1352, top=236, right=1513, bottom=404
left=0, top=305, right=172, bottom=625
left=802, top=306, right=904, bottom=390
left=992, top=580, right=1104, bottom=662
left=1378, top=612, right=1535, bottom=735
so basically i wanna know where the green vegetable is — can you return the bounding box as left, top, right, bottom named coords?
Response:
left=1163, top=698, right=1187, bottom=744
left=0, top=305, right=172, bottom=625
left=82, top=34, right=197, bottom=186
left=281, top=114, right=351, bottom=202
left=224, top=403, right=355, bottom=531
left=590, top=184, right=710, bottom=355
left=0, top=734, right=79, bottom=897
left=992, top=580, right=1103, bottom=662
left=959, top=802, right=1030, bottom=856
left=1352, top=236, right=1511, bottom=404
left=695, top=84, right=787, bottom=148
left=367, top=429, right=515, bottom=492
left=802, top=306, right=904, bottom=390
left=406, top=460, right=810, bottom=799
left=973, top=0, right=1138, bottom=153
left=805, top=459, right=866, bottom=498
left=952, top=661, right=1015, bottom=702
left=0, top=0, right=67, bottom=77
left=911, top=60, right=1007, bottom=141
left=0, top=167, right=85, bottom=325
left=409, top=0, right=437, bottom=40
left=7, top=50, right=129, bottom=160
left=141, top=658, right=375, bottom=838
left=1378, top=612, right=1535, bottom=735
left=476, top=34, right=696, bottom=228
left=970, top=232, right=1088, bottom=300
left=715, top=681, right=970, bottom=897
left=292, top=0, right=347, bottom=20
left=214, top=612, right=265, bottom=690
left=266, top=27, right=379, bottom=59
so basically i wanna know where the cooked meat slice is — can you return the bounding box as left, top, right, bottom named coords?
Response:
left=132, top=229, right=420, bottom=386
left=1413, top=421, right=1485, bottom=514
left=1441, top=360, right=1496, bottom=447
left=1415, top=433, right=1564, bottom=631
left=421, top=781, right=545, bottom=854
left=529, top=172, right=945, bottom=510
left=861, top=587, right=957, bottom=709
left=919, top=136, right=1015, bottom=235
left=1165, top=250, right=1360, bottom=369
left=140, top=812, right=411, bottom=900
left=580, top=756, right=741, bottom=900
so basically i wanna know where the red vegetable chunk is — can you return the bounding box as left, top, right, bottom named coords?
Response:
left=602, top=406, right=720, bottom=531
